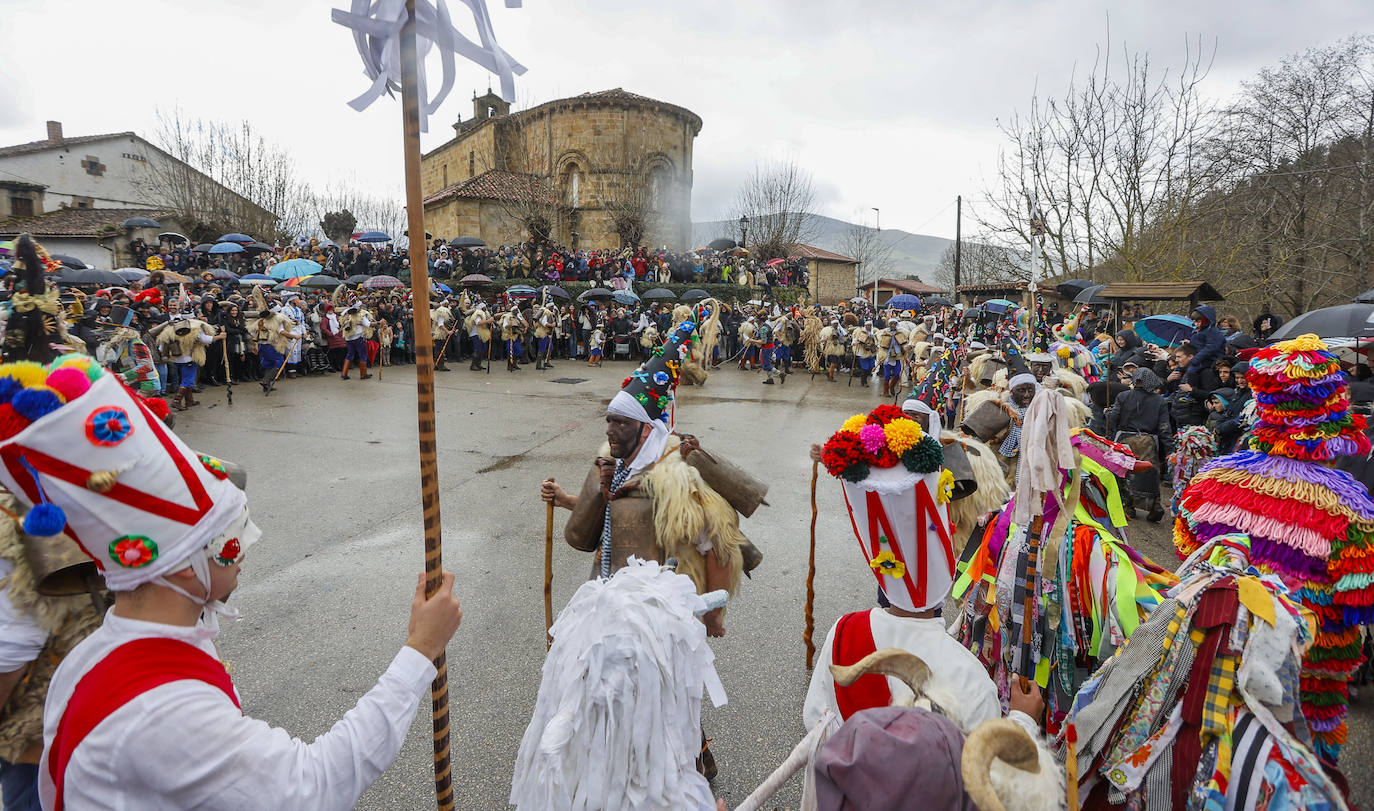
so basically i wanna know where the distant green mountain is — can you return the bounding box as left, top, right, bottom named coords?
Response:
left=691, top=214, right=953, bottom=282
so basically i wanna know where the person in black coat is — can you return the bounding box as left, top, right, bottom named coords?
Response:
left=1108, top=329, right=1150, bottom=374
left=1105, top=367, right=1172, bottom=522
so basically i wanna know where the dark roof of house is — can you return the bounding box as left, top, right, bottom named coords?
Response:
left=0, top=132, right=137, bottom=159
left=0, top=207, right=173, bottom=238
left=1095, top=281, right=1224, bottom=302
left=787, top=243, right=858, bottom=263
left=877, top=278, right=944, bottom=295
left=421, top=170, right=558, bottom=206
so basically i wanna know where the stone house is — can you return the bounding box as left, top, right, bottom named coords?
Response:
left=0, top=207, right=193, bottom=270
left=790, top=243, right=859, bottom=306
left=420, top=89, right=702, bottom=250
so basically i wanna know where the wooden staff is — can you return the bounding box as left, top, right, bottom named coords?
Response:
left=221, top=328, right=233, bottom=406
left=544, top=495, right=555, bottom=650
left=397, top=4, right=453, bottom=808
left=1065, top=723, right=1080, bottom=810
left=1018, top=515, right=1045, bottom=693
left=805, top=460, right=819, bottom=668
left=263, top=338, right=300, bottom=397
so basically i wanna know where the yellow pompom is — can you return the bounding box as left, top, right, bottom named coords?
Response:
left=0, top=362, right=48, bottom=389
left=1272, top=334, right=1327, bottom=353
left=884, top=418, right=924, bottom=455
left=841, top=414, right=868, bottom=434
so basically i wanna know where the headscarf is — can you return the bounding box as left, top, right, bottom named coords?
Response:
left=814, top=707, right=973, bottom=811
left=607, top=390, right=670, bottom=478
left=1131, top=367, right=1162, bottom=391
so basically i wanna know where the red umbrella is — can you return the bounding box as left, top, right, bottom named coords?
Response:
left=766, top=258, right=785, bottom=266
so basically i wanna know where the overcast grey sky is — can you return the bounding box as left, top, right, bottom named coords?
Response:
left=0, top=0, right=1368, bottom=238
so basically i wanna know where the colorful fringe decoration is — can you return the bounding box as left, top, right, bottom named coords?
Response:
left=1173, top=334, right=1374, bottom=762
left=1169, top=425, right=1216, bottom=516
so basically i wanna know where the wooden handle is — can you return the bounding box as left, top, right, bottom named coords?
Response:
left=805, top=460, right=819, bottom=669
left=544, top=499, right=555, bottom=650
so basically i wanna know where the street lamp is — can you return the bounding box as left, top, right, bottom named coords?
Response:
left=739, top=215, right=749, bottom=249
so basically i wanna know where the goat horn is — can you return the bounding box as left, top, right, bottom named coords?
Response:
left=829, top=648, right=931, bottom=697
left=960, top=719, right=1041, bottom=811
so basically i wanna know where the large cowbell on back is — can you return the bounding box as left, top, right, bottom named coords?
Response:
left=840, top=465, right=955, bottom=613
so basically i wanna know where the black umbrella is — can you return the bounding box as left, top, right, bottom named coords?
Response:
left=158, top=231, right=190, bottom=244
left=538, top=284, right=570, bottom=300
left=450, top=236, right=485, bottom=248
left=578, top=287, right=615, bottom=301
left=459, top=273, right=493, bottom=284
left=1056, top=279, right=1098, bottom=299
left=242, top=242, right=275, bottom=254
left=298, top=275, right=343, bottom=289
left=1266, top=303, right=1374, bottom=343
left=680, top=288, right=710, bottom=302
left=191, top=243, right=216, bottom=253
left=53, top=267, right=127, bottom=286
left=346, top=274, right=372, bottom=285
left=49, top=254, right=90, bottom=269
left=1074, top=284, right=1108, bottom=304
left=925, top=294, right=954, bottom=307
left=121, top=216, right=162, bottom=229
left=707, top=238, right=737, bottom=251
left=1355, top=288, right=1374, bottom=304
left=642, top=287, right=676, bottom=300
left=962, top=306, right=985, bottom=319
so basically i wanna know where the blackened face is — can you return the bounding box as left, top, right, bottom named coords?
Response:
left=1011, top=384, right=1036, bottom=408
left=605, top=414, right=646, bottom=459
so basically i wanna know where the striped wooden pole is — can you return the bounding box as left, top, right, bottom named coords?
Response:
left=397, top=3, right=453, bottom=808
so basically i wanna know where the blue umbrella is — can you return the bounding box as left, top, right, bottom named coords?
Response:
left=216, top=233, right=253, bottom=243
left=269, top=258, right=322, bottom=280
left=886, top=293, right=921, bottom=310
left=1134, top=314, right=1194, bottom=347
left=432, top=282, right=453, bottom=294
left=613, top=289, right=640, bottom=305
left=240, top=273, right=274, bottom=282
left=208, top=242, right=244, bottom=255
left=980, top=298, right=1018, bottom=314
left=507, top=285, right=538, bottom=297
left=357, top=231, right=392, bottom=243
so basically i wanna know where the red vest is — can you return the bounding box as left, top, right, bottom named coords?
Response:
left=831, top=610, right=893, bottom=720
left=48, top=637, right=241, bottom=811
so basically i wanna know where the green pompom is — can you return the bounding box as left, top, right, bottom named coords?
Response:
left=841, top=463, right=870, bottom=483
left=902, top=436, right=944, bottom=474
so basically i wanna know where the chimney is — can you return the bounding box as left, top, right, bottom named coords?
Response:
left=45, top=121, right=63, bottom=143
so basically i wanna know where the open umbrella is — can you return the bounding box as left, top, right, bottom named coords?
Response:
left=53, top=267, right=127, bottom=287
left=925, top=294, right=954, bottom=307
left=538, top=284, right=570, bottom=300
left=243, top=242, right=274, bottom=254
left=450, top=236, right=485, bottom=248
left=202, top=267, right=239, bottom=281
left=298, top=275, right=343, bottom=289
left=680, top=288, right=710, bottom=302
left=980, top=298, right=1018, bottom=314
left=707, top=237, right=737, bottom=251
left=269, top=258, right=322, bottom=280
left=362, top=274, right=405, bottom=290
left=191, top=243, right=216, bottom=253
left=115, top=268, right=149, bottom=283
left=356, top=231, right=392, bottom=243
left=432, top=282, right=453, bottom=294
left=1134, top=314, right=1194, bottom=347
left=216, top=233, right=253, bottom=244
left=642, top=287, right=676, bottom=301
left=49, top=254, right=91, bottom=269
left=765, top=258, right=785, bottom=266
left=1074, top=284, right=1108, bottom=304
left=1266, top=303, right=1374, bottom=343
left=459, top=273, right=493, bottom=284
left=507, top=284, right=538, bottom=295
left=240, top=275, right=278, bottom=286
left=345, top=274, right=373, bottom=285
left=209, top=243, right=244, bottom=255
left=161, top=271, right=192, bottom=283
left=613, top=289, right=640, bottom=305
left=121, top=216, right=161, bottom=229
left=158, top=232, right=189, bottom=244
left=886, top=293, right=921, bottom=310
left=962, top=306, right=986, bottom=319
left=1055, top=279, right=1098, bottom=300
left=578, top=287, right=615, bottom=301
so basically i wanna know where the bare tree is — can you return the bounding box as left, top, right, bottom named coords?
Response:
left=602, top=167, right=655, bottom=249
left=933, top=239, right=1026, bottom=292
left=729, top=158, right=819, bottom=261
left=838, top=219, right=894, bottom=286
left=312, top=181, right=408, bottom=247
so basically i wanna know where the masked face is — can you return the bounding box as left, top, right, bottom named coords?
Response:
left=1011, top=383, right=1037, bottom=407
left=605, top=414, right=648, bottom=459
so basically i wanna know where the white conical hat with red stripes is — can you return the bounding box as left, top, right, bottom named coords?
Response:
left=840, top=466, right=956, bottom=613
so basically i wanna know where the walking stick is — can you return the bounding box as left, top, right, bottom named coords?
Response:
left=805, top=460, right=818, bottom=668
left=222, top=330, right=233, bottom=406
left=1018, top=515, right=1045, bottom=693
left=544, top=494, right=555, bottom=650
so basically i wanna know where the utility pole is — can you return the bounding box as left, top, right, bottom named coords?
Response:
left=871, top=207, right=880, bottom=306
left=953, top=195, right=962, bottom=297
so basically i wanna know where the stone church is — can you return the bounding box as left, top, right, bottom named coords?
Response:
left=419, top=89, right=701, bottom=251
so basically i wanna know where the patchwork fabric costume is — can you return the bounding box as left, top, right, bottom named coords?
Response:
left=1173, top=334, right=1374, bottom=763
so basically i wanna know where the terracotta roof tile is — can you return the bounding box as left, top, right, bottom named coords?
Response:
left=0, top=132, right=137, bottom=159
left=422, top=170, right=558, bottom=206
left=877, top=278, right=944, bottom=295
left=0, top=207, right=173, bottom=238
left=787, top=243, right=858, bottom=263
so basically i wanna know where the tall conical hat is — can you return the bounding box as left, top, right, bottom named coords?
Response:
left=617, top=320, right=697, bottom=425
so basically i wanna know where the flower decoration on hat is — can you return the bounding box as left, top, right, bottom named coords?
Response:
left=199, top=454, right=229, bottom=480
left=616, top=319, right=697, bottom=426
left=85, top=407, right=133, bottom=447
left=820, top=405, right=942, bottom=481
left=110, top=535, right=157, bottom=568
left=869, top=549, right=906, bottom=579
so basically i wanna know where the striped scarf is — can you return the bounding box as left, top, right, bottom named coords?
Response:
left=999, top=401, right=1028, bottom=456
left=599, top=461, right=632, bottom=579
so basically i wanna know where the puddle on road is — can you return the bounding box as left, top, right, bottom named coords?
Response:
left=478, top=453, right=525, bottom=473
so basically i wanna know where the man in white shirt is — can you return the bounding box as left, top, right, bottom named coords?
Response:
left=0, top=359, right=465, bottom=811
left=339, top=302, right=373, bottom=381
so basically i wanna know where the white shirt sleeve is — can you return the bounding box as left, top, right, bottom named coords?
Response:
left=0, top=561, right=48, bottom=670
left=121, top=646, right=436, bottom=810
left=802, top=619, right=840, bottom=730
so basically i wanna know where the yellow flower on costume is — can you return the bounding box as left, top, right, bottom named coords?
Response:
left=145, top=256, right=165, bottom=271
left=842, top=414, right=868, bottom=434
left=1056, top=346, right=1072, bottom=359
left=938, top=468, right=955, bottom=504
left=884, top=418, right=924, bottom=455
left=869, top=550, right=906, bottom=579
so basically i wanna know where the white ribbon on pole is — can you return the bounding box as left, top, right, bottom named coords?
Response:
left=331, top=0, right=527, bottom=132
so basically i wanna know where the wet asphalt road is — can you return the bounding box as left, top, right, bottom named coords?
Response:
left=172, top=361, right=1372, bottom=810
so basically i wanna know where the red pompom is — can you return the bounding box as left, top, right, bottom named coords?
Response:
left=867, top=404, right=907, bottom=425
left=0, top=403, right=31, bottom=440
left=138, top=394, right=170, bottom=421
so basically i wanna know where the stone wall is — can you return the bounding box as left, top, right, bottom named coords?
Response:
left=809, top=260, right=858, bottom=306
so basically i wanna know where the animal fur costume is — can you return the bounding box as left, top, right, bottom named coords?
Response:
left=694, top=300, right=723, bottom=367
left=431, top=303, right=455, bottom=341
left=1, top=235, right=80, bottom=364
left=942, top=431, right=1011, bottom=538
left=800, top=310, right=823, bottom=372
left=154, top=317, right=216, bottom=367
left=638, top=324, right=660, bottom=351
left=668, top=301, right=714, bottom=385
left=247, top=287, right=298, bottom=356
left=819, top=324, right=845, bottom=360
left=873, top=325, right=910, bottom=367
left=464, top=305, right=493, bottom=342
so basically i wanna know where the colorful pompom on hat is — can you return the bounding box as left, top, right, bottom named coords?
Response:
left=1173, top=333, right=1374, bottom=762
left=0, top=357, right=257, bottom=591
left=617, top=320, right=697, bottom=425
left=1245, top=334, right=1371, bottom=462
left=822, top=405, right=954, bottom=612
